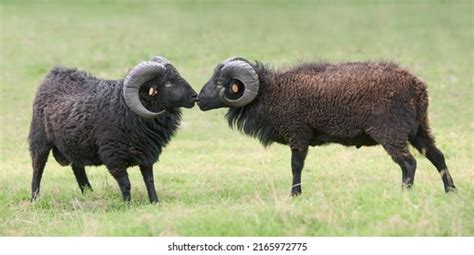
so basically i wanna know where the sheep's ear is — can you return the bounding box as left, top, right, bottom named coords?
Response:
left=148, top=86, right=159, bottom=96
left=231, top=82, right=239, bottom=93
left=148, top=87, right=156, bottom=96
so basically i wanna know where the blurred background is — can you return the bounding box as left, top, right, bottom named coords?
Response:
left=1, top=0, right=472, bottom=236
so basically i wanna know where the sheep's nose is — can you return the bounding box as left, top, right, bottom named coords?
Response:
left=190, top=93, right=199, bottom=102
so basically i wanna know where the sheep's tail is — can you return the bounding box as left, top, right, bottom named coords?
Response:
left=412, top=78, right=435, bottom=143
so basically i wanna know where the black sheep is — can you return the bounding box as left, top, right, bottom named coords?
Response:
left=197, top=57, right=456, bottom=195
left=29, top=56, right=198, bottom=203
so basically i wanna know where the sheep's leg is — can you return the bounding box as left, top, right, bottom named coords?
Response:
left=139, top=165, right=159, bottom=204
left=410, top=131, right=456, bottom=192
left=72, top=164, right=93, bottom=193
left=383, top=144, right=417, bottom=189
left=29, top=116, right=52, bottom=202
left=290, top=146, right=308, bottom=196
left=109, top=169, right=131, bottom=202
left=30, top=149, right=50, bottom=202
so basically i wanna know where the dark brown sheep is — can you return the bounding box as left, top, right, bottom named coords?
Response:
left=197, top=57, right=456, bottom=195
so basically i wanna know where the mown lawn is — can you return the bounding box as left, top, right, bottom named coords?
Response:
left=0, top=0, right=472, bottom=236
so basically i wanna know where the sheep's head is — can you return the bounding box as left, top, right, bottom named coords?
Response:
left=197, top=57, right=259, bottom=111
left=123, top=56, right=197, bottom=118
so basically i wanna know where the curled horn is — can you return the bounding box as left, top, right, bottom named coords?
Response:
left=152, top=56, right=171, bottom=66
left=123, top=60, right=166, bottom=118
left=218, top=57, right=259, bottom=107
left=222, top=56, right=248, bottom=65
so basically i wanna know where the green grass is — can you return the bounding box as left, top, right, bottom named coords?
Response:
left=1, top=0, right=473, bottom=236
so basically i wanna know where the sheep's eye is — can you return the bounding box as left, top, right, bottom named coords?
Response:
left=165, top=82, right=172, bottom=87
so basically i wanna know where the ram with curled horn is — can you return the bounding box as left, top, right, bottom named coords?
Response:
left=198, top=57, right=456, bottom=196
left=28, top=56, right=198, bottom=203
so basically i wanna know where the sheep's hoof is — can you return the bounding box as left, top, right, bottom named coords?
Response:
left=30, top=191, right=39, bottom=202
left=446, top=186, right=457, bottom=193
left=291, top=189, right=302, bottom=197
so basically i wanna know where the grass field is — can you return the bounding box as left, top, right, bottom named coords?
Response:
left=1, top=0, right=473, bottom=236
